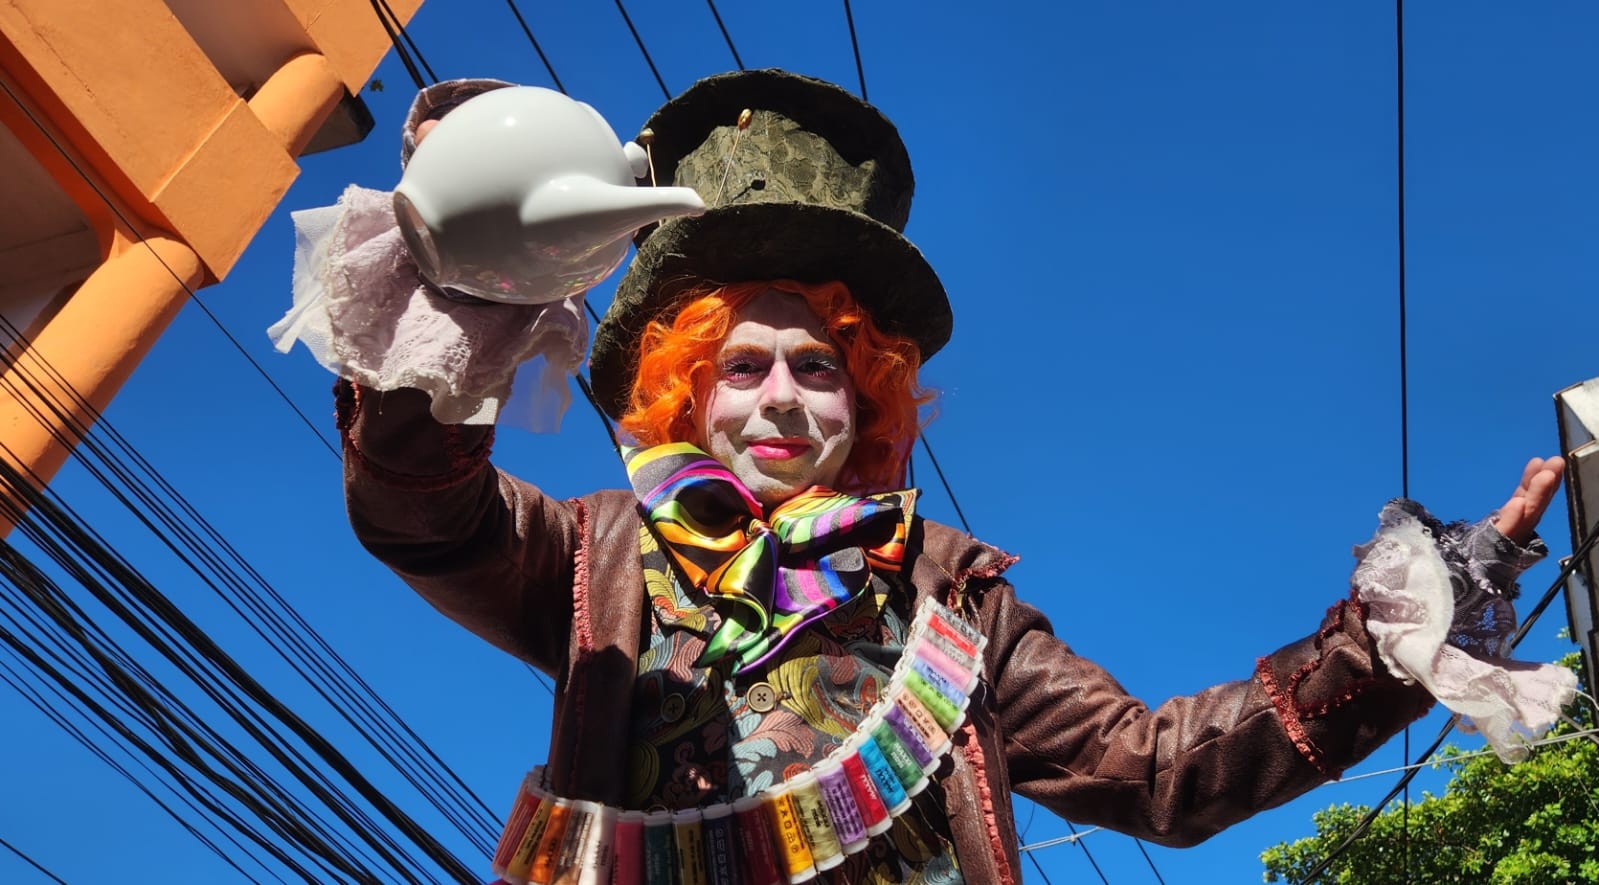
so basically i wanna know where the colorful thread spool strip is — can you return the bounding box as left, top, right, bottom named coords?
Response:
left=494, top=598, right=986, bottom=883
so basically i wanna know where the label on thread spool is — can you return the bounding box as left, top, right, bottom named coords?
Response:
left=910, top=658, right=969, bottom=710
left=815, top=763, right=869, bottom=853
left=493, top=775, right=546, bottom=876
left=672, top=808, right=709, bottom=885
left=551, top=799, right=599, bottom=884
left=764, top=789, right=816, bottom=883
left=611, top=810, right=645, bottom=885
left=642, top=810, right=676, bottom=885
left=892, top=695, right=949, bottom=768
left=789, top=772, right=843, bottom=871
left=916, top=637, right=980, bottom=695
left=870, top=721, right=929, bottom=797
left=839, top=749, right=892, bottom=837
left=926, top=614, right=980, bottom=659
left=856, top=735, right=911, bottom=814
left=883, top=704, right=937, bottom=772
left=905, top=670, right=963, bottom=731
left=921, top=627, right=978, bottom=673
left=506, top=797, right=557, bottom=882
left=732, top=795, right=784, bottom=885
left=530, top=799, right=572, bottom=884
left=702, top=804, right=739, bottom=885
left=575, top=803, right=617, bottom=883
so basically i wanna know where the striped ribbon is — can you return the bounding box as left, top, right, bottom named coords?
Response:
left=624, top=442, right=916, bottom=673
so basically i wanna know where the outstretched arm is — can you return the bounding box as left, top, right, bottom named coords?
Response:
left=1492, top=456, right=1564, bottom=546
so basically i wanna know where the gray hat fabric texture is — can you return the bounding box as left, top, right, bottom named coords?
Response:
left=591, top=69, right=952, bottom=419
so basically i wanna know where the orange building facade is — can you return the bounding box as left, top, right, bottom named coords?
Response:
left=0, top=0, right=420, bottom=532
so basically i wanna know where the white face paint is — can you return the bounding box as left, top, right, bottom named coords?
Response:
left=696, top=289, right=856, bottom=508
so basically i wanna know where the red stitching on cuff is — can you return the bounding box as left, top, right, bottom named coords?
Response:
left=569, top=499, right=592, bottom=776
left=337, top=382, right=495, bottom=491
left=1257, top=655, right=1332, bottom=778
left=957, top=721, right=1015, bottom=885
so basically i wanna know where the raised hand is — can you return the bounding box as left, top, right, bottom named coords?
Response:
left=1492, top=456, right=1565, bottom=546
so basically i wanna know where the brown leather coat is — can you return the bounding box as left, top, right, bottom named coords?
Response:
left=340, top=383, right=1433, bottom=883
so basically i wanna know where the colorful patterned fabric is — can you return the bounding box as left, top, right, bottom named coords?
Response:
left=628, top=524, right=963, bottom=882
left=625, top=442, right=917, bottom=673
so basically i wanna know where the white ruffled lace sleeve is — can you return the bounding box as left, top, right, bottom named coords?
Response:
left=267, top=184, right=588, bottom=432
left=1352, top=499, right=1577, bottom=762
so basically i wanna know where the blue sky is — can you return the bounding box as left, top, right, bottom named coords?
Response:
left=3, top=2, right=1596, bottom=882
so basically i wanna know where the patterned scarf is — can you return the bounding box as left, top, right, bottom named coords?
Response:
left=625, top=442, right=917, bottom=674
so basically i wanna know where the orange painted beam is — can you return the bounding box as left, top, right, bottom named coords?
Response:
left=284, top=0, right=423, bottom=94
left=0, top=232, right=203, bottom=532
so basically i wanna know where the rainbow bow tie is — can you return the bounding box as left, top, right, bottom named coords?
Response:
left=625, top=442, right=917, bottom=674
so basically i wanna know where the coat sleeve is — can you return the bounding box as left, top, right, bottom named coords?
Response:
left=338, top=379, right=578, bottom=674
left=984, top=580, right=1432, bottom=847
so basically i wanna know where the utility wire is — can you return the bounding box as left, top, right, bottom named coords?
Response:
left=706, top=0, right=746, bottom=70
left=0, top=833, right=68, bottom=885
left=371, top=0, right=437, bottom=85
left=367, top=0, right=428, bottom=90
left=1393, top=1, right=1412, bottom=873
left=0, top=316, right=500, bottom=858
left=842, top=0, right=869, bottom=100
left=0, top=76, right=340, bottom=462
left=614, top=0, right=672, bottom=100
left=1020, top=826, right=1103, bottom=853
left=6, top=49, right=554, bottom=807
left=1294, top=516, right=1599, bottom=883
left=503, top=0, right=568, bottom=93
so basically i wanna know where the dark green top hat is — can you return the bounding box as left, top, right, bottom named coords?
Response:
left=589, top=69, right=952, bottom=419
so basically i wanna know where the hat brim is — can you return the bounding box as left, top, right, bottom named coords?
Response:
left=590, top=202, right=951, bottom=419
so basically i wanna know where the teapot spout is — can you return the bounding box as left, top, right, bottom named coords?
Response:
left=522, top=176, right=705, bottom=246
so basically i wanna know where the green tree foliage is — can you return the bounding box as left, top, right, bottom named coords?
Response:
left=1261, top=654, right=1599, bottom=884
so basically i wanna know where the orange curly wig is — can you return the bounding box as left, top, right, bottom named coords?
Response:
left=619, top=280, right=931, bottom=492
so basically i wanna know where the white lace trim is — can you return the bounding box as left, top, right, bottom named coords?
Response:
left=268, top=185, right=588, bottom=432
left=1353, top=507, right=1576, bottom=763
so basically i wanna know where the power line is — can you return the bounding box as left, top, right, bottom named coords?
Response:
left=0, top=69, right=517, bottom=840
left=367, top=0, right=429, bottom=90
left=842, top=0, right=869, bottom=100
left=0, top=833, right=68, bottom=885
left=1393, top=1, right=1412, bottom=871
left=0, top=76, right=340, bottom=462
left=614, top=0, right=671, bottom=100
left=706, top=0, right=746, bottom=70
left=503, top=0, right=568, bottom=93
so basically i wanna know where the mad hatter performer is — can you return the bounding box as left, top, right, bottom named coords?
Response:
left=273, top=70, right=1576, bottom=884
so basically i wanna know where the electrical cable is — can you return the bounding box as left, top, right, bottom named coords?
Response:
left=1063, top=819, right=1111, bottom=885
left=0, top=76, right=340, bottom=463
left=614, top=0, right=672, bottom=100
left=917, top=434, right=971, bottom=534
left=0, top=315, right=501, bottom=853
left=1019, top=826, right=1102, bottom=853
left=0, top=833, right=68, bottom=885
left=706, top=0, right=746, bottom=70
left=0, top=449, right=473, bottom=881
left=1393, top=1, right=1413, bottom=872
left=1293, top=517, right=1599, bottom=883
left=503, top=0, right=568, bottom=93
left=367, top=0, right=428, bottom=90
left=1, top=67, right=520, bottom=849
left=842, top=0, right=869, bottom=100
left=379, top=0, right=438, bottom=82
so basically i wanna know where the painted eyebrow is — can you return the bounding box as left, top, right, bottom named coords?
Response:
left=717, top=342, right=840, bottom=360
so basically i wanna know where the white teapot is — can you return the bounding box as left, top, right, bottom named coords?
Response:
left=393, top=86, right=705, bottom=304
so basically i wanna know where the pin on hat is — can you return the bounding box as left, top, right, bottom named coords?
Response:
left=589, top=69, right=953, bottom=418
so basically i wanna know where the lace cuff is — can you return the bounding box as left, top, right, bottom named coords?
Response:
left=267, top=184, right=588, bottom=432
left=1351, top=499, right=1575, bottom=762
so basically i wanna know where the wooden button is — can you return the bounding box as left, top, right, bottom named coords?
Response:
left=660, top=693, right=686, bottom=723
left=746, top=682, right=779, bottom=713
